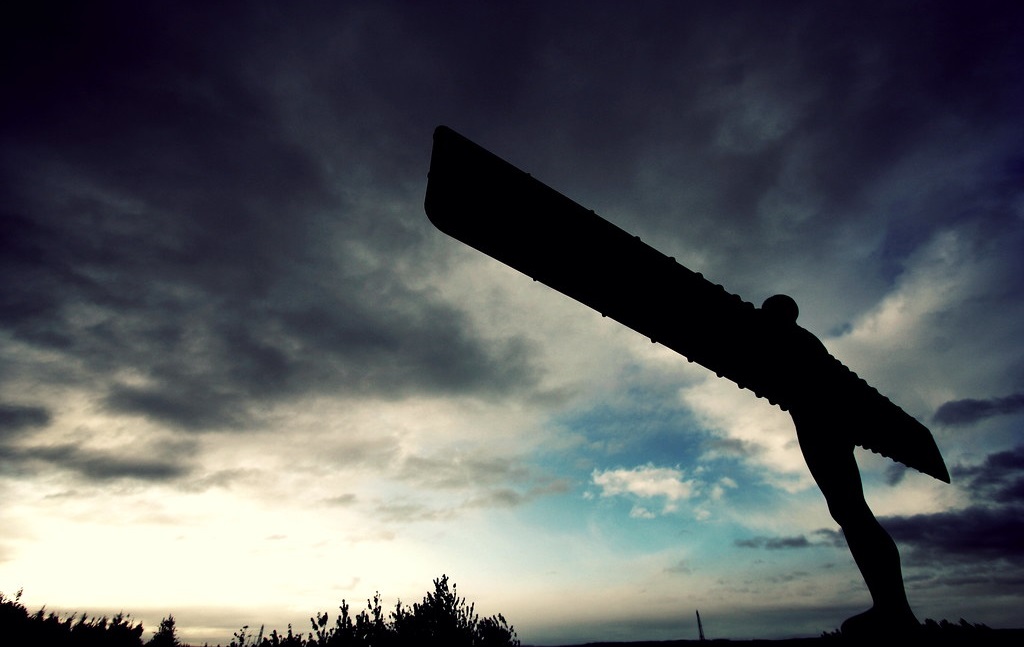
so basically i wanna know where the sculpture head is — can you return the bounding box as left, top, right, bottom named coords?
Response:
left=761, top=294, right=799, bottom=323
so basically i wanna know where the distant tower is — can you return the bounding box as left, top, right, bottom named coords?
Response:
left=696, top=610, right=706, bottom=641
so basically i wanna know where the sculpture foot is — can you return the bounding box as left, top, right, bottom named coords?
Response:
left=840, top=606, right=920, bottom=640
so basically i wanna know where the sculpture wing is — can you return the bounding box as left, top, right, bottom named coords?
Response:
left=424, top=125, right=949, bottom=483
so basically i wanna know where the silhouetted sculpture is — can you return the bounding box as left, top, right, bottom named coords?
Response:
left=762, top=294, right=920, bottom=636
left=424, top=126, right=949, bottom=637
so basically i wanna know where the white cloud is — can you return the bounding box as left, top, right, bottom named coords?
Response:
left=592, top=464, right=698, bottom=505
left=710, top=477, right=738, bottom=501
left=827, top=224, right=1024, bottom=467
left=680, top=377, right=811, bottom=491
left=629, top=505, right=656, bottom=519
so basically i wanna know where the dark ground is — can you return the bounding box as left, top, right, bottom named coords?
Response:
left=525, top=625, right=1024, bottom=646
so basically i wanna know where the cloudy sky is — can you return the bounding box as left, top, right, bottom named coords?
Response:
left=2, top=1, right=1022, bottom=644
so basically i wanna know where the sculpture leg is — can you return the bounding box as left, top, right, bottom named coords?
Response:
left=791, top=409, right=919, bottom=637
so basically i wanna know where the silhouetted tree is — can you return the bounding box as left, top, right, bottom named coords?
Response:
left=148, top=614, right=180, bottom=647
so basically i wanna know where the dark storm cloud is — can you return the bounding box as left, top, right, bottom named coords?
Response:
left=734, top=529, right=847, bottom=551
left=511, top=2, right=1024, bottom=182
left=812, top=528, right=846, bottom=548
left=103, top=384, right=246, bottom=432
left=933, top=392, right=1024, bottom=426
left=880, top=446, right=1024, bottom=566
left=0, top=0, right=1020, bottom=509
left=0, top=404, right=51, bottom=438
left=735, top=534, right=812, bottom=550
left=4, top=1, right=1022, bottom=438
left=950, top=446, right=1024, bottom=505
left=0, top=442, right=190, bottom=482
left=1, top=1, right=543, bottom=432
left=885, top=463, right=909, bottom=486
left=885, top=506, right=1024, bottom=566
left=481, top=1, right=1024, bottom=324
left=729, top=447, right=1024, bottom=600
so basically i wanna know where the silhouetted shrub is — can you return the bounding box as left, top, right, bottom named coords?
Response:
left=391, top=575, right=478, bottom=645
left=225, top=575, right=518, bottom=647
left=0, top=588, right=145, bottom=646
left=4, top=577, right=519, bottom=647
left=0, top=589, right=30, bottom=645
left=297, top=575, right=519, bottom=647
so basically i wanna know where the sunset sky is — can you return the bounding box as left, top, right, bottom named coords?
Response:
left=2, top=1, right=1022, bottom=644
